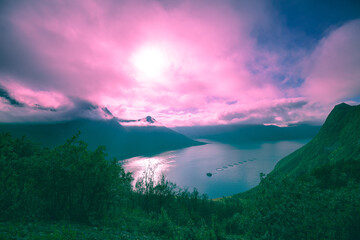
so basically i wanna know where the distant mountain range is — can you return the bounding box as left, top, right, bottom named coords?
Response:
left=173, top=123, right=322, bottom=143
left=0, top=101, right=324, bottom=160
left=0, top=117, right=203, bottom=160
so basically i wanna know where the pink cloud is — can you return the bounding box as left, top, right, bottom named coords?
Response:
left=5, top=0, right=278, bottom=124
left=1, top=0, right=357, bottom=126
left=2, top=80, right=71, bottom=109
left=301, top=19, right=360, bottom=104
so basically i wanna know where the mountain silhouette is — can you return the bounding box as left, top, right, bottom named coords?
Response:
left=0, top=117, right=203, bottom=159
left=173, top=123, right=321, bottom=143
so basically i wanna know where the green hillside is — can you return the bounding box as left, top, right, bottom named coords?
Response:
left=233, top=103, right=360, bottom=239
left=273, top=103, right=360, bottom=176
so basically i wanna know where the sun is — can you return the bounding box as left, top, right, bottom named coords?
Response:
left=131, top=44, right=170, bottom=80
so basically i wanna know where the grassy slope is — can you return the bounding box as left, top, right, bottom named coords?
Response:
left=273, top=103, right=360, bottom=176
left=230, top=103, right=360, bottom=239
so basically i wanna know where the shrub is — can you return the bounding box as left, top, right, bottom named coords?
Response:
left=0, top=133, right=132, bottom=223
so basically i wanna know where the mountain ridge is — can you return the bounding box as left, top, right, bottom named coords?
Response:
left=229, top=103, right=360, bottom=239
left=0, top=117, right=203, bottom=160
left=173, top=123, right=321, bottom=143
left=271, top=102, right=360, bottom=176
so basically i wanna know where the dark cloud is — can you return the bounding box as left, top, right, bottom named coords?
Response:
left=0, top=19, right=57, bottom=90
left=270, top=100, right=308, bottom=116
left=33, top=104, right=56, bottom=112
left=56, top=98, right=100, bottom=120
left=221, top=112, right=248, bottom=121
left=269, top=101, right=308, bottom=122
left=101, top=107, right=113, bottom=117
left=0, top=86, right=24, bottom=107
left=220, top=99, right=308, bottom=125
left=281, top=100, right=307, bottom=109
left=226, top=100, right=237, bottom=105
left=0, top=96, right=115, bottom=122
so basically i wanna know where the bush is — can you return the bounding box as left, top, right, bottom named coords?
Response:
left=0, top=133, right=132, bottom=223
left=0, top=133, right=42, bottom=220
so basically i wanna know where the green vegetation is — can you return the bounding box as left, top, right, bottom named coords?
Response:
left=274, top=103, right=360, bottom=176
left=232, top=103, right=360, bottom=239
left=1, top=103, right=359, bottom=239
left=233, top=161, right=360, bottom=239
left=0, top=132, right=242, bottom=239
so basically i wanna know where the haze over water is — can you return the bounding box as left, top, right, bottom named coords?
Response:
left=123, top=139, right=309, bottom=198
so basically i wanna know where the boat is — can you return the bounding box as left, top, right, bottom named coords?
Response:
left=206, top=172, right=213, bottom=177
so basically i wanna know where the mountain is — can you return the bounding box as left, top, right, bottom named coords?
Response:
left=142, top=116, right=156, bottom=124
left=272, top=103, right=360, bottom=176
left=231, top=103, right=360, bottom=239
left=0, top=117, right=203, bottom=160
left=173, top=123, right=321, bottom=143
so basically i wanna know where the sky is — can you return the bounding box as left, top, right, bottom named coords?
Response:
left=0, top=0, right=359, bottom=126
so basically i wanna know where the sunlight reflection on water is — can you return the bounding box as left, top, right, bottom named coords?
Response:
left=122, top=152, right=176, bottom=187
left=122, top=139, right=309, bottom=198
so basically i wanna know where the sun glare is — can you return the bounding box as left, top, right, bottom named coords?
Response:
left=131, top=45, right=170, bottom=79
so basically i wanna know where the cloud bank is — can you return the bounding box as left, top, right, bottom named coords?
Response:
left=0, top=0, right=359, bottom=126
left=301, top=19, right=360, bottom=104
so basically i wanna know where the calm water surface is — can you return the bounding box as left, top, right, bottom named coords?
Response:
left=122, top=139, right=309, bottom=198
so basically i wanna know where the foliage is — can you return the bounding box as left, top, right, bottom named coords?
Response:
left=0, top=221, right=160, bottom=240
left=0, top=132, right=132, bottom=223
left=234, top=157, right=360, bottom=240
left=227, top=103, right=360, bottom=239
left=1, top=106, right=360, bottom=240
left=274, top=103, right=360, bottom=176
left=0, top=133, right=243, bottom=239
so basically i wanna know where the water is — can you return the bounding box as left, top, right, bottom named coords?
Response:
left=122, top=139, right=309, bottom=198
